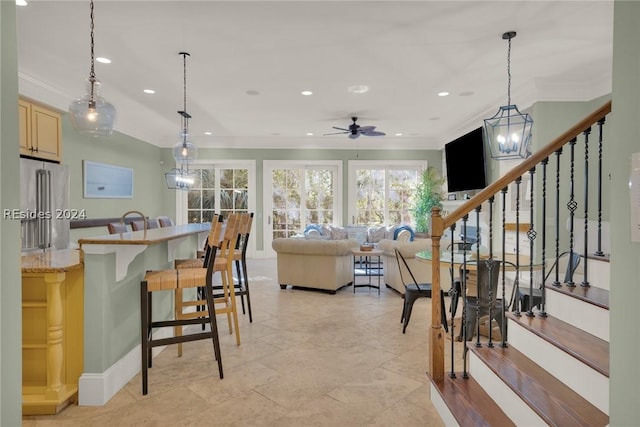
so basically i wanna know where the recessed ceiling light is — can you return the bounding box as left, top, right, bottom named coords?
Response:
left=306, top=132, right=314, bottom=136
left=395, top=133, right=403, bottom=136
left=459, top=91, right=474, bottom=97
left=204, top=131, right=212, bottom=136
left=246, top=90, right=260, bottom=96
left=301, top=90, right=313, bottom=96
left=438, top=91, right=449, bottom=97
left=96, top=57, right=111, bottom=64
left=143, top=89, right=155, bottom=94
left=348, top=85, right=369, bottom=94
left=16, top=0, right=27, bottom=6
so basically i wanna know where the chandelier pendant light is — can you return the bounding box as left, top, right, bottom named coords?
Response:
left=483, top=31, right=533, bottom=160
left=166, top=52, right=198, bottom=190
left=172, top=52, right=198, bottom=164
left=69, top=0, right=116, bottom=137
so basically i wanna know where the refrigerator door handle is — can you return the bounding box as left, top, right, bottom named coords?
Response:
left=45, top=169, right=52, bottom=249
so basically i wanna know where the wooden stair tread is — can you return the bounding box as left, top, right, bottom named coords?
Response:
left=469, top=345, right=609, bottom=427
left=431, top=375, right=515, bottom=427
left=546, top=282, right=609, bottom=309
left=507, top=312, right=609, bottom=377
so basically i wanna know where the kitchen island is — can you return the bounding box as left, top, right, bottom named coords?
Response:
left=76, top=223, right=210, bottom=406
left=21, top=248, right=84, bottom=415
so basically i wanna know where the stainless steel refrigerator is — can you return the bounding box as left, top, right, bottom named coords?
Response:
left=20, top=158, right=70, bottom=252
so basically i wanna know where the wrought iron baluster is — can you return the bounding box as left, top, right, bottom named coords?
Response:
left=595, top=118, right=606, bottom=257
left=553, top=148, right=563, bottom=287
left=513, top=176, right=522, bottom=316
left=539, top=158, right=549, bottom=317
left=567, top=138, right=577, bottom=287
left=500, top=187, right=509, bottom=348
left=582, top=127, right=591, bottom=287
left=461, top=215, right=469, bottom=379
left=526, top=167, right=537, bottom=317
left=448, top=224, right=457, bottom=379
left=474, top=206, right=482, bottom=349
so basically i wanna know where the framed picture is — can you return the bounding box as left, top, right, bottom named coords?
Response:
left=448, top=194, right=457, bottom=201
left=83, top=160, right=134, bottom=198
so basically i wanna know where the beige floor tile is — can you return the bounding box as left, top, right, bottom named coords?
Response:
left=23, top=258, right=445, bottom=427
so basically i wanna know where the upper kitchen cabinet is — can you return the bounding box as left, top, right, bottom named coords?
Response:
left=19, top=98, right=62, bottom=162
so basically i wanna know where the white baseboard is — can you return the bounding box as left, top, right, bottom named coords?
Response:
left=78, top=327, right=172, bottom=406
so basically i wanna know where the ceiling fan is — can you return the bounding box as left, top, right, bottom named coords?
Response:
left=324, top=116, right=386, bottom=139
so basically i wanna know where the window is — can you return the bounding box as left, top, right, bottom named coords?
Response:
left=179, top=162, right=254, bottom=224
left=348, top=161, right=426, bottom=227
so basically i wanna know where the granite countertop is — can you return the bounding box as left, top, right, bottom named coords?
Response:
left=21, top=248, right=83, bottom=273
left=77, top=223, right=211, bottom=246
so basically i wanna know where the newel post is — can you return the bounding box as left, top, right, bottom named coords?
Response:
left=429, top=206, right=445, bottom=381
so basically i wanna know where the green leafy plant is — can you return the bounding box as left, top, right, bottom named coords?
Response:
left=411, top=167, right=446, bottom=233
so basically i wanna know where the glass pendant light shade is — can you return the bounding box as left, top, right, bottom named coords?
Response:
left=69, top=0, right=116, bottom=137
left=483, top=104, right=533, bottom=160
left=172, top=132, right=198, bottom=164
left=483, top=31, right=533, bottom=160
left=69, top=78, right=116, bottom=137
left=165, top=167, right=198, bottom=190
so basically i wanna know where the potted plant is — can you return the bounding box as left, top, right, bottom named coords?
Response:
left=411, top=166, right=446, bottom=236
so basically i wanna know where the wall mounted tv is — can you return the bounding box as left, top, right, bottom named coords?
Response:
left=444, top=127, right=488, bottom=193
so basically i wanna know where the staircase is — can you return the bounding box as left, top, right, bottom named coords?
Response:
left=428, top=102, right=612, bottom=426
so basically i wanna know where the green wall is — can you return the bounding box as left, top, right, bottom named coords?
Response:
left=0, top=2, right=22, bottom=425
left=610, top=1, right=640, bottom=423
left=64, top=120, right=167, bottom=243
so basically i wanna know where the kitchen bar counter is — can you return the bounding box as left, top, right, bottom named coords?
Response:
left=78, top=223, right=210, bottom=282
left=21, top=248, right=83, bottom=273
left=77, top=222, right=210, bottom=407
left=77, top=222, right=210, bottom=246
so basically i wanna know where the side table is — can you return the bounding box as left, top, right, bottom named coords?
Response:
left=352, top=248, right=383, bottom=294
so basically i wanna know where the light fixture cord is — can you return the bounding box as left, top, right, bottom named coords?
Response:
left=89, top=0, right=96, bottom=101
left=182, top=52, right=188, bottom=147
left=506, top=35, right=511, bottom=106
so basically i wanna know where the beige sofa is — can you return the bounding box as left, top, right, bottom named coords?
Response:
left=272, top=238, right=359, bottom=294
left=377, top=237, right=450, bottom=295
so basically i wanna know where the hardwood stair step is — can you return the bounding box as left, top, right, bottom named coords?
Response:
left=431, top=374, right=515, bottom=427
left=507, top=312, right=609, bottom=377
left=546, top=282, right=609, bottom=310
left=469, top=344, right=609, bottom=426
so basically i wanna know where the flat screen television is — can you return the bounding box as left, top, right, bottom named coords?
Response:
left=444, top=127, right=488, bottom=193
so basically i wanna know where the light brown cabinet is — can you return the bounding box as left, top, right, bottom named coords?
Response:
left=21, top=250, right=83, bottom=415
left=19, top=98, right=62, bottom=162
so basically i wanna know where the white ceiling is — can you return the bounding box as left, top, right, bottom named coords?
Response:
left=16, top=1, right=613, bottom=151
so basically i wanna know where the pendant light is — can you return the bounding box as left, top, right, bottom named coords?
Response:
left=172, top=52, right=198, bottom=164
left=69, top=0, right=116, bottom=137
left=166, top=52, right=198, bottom=190
left=483, top=31, right=533, bottom=160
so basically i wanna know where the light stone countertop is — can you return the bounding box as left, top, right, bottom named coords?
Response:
left=77, top=223, right=211, bottom=246
left=21, top=248, right=83, bottom=273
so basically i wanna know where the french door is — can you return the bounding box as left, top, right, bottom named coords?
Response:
left=263, top=161, right=341, bottom=257
left=175, top=160, right=256, bottom=253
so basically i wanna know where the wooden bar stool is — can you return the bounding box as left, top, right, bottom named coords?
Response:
left=233, top=212, right=254, bottom=322
left=139, top=215, right=224, bottom=395
left=174, top=213, right=242, bottom=356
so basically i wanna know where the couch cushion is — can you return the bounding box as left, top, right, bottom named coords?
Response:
left=272, top=238, right=359, bottom=256
left=377, top=238, right=432, bottom=258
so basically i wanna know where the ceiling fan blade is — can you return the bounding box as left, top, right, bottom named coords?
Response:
left=362, top=130, right=386, bottom=136
left=323, top=131, right=349, bottom=136
left=332, top=126, right=350, bottom=131
left=359, top=126, right=376, bottom=132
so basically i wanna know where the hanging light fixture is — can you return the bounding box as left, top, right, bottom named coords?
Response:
left=166, top=52, right=198, bottom=190
left=483, top=31, right=533, bottom=160
left=69, top=0, right=116, bottom=137
left=172, top=52, right=198, bottom=164
left=165, top=166, right=198, bottom=190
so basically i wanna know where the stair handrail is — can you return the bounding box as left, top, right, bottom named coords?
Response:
left=428, top=100, right=611, bottom=382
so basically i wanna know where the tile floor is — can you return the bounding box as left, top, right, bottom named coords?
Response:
left=23, top=258, right=457, bottom=426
